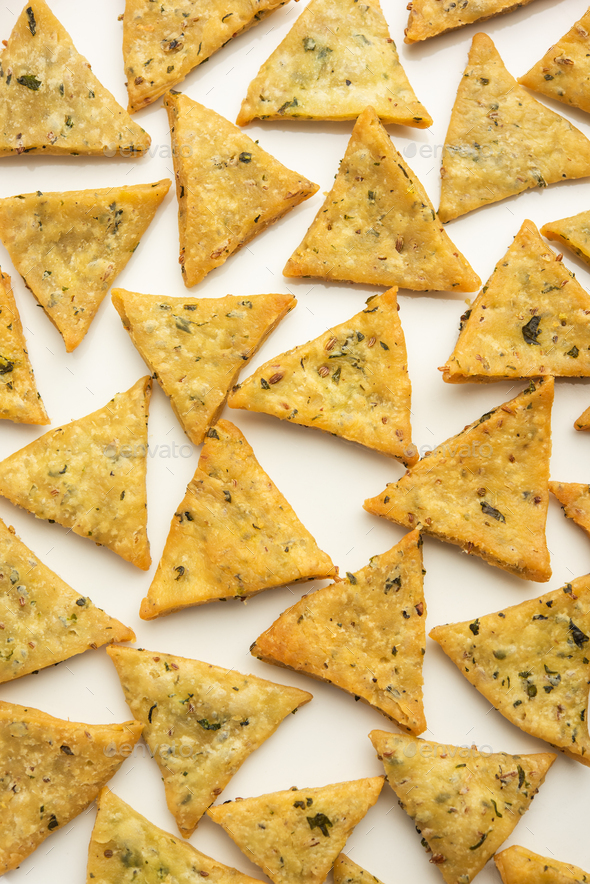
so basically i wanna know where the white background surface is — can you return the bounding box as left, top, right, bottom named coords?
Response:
left=1, top=0, right=590, bottom=881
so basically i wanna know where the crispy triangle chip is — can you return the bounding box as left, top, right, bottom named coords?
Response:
left=0, top=701, right=142, bottom=874
left=495, top=845, right=590, bottom=884
left=334, top=854, right=385, bottom=884
left=370, top=730, right=555, bottom=884
left=550, top=482, right=590, bottom=543
left=439, top=34, right=590, bottom=223
left=108, top=645, right=312, bottom=837
left=542, top=211, right=590, bottom=270
left=124, top=0, right=288, bottom=114
left=88, top=789, right=264, bottom=884
left=575, top=405, right=590, bottom=431
left=519, top=9, right=590, bottom=115
left=405, top=0, right=539, bottom=43
left=230, top=290, right=418, bottom=465
left=237, top=0, right=432, bottom=127
left=364, top=378, right=553, bottom=582
left=207, top=777, right=384, bottom=884
left=0, top=181, right=170, bottom=352
left=283, top=106, right=480, bottom=291
left=0, top=269, right=47, bottom=424
left=0, top=0, right=150, bottom=157
left=441, top=220, right=590, bottom=382
left=140, top=419, right=334, bottom=619
left=112, top=288, right=295, bottom=445
left=165, top=92, right=318, bottom=288
left=0, top=517, right=134, bottom=683
left=251, top=530, right=426, bottom=734
left=430, top=577, right=590, bottom=765
left=0, top=376, right=152, bottom=569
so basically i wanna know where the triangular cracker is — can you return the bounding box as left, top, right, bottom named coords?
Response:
left=495, top=845, right=590, bottom=884
left=550, top=482, right=590, bottom=544
left=251, top=529, right=426, bottom=734
left=140, top=419, right=334, bottom=619
left=108, top=645, right=312, bottom=837
left=0, top=269, right=47, bottom=424
left=0, top=0, right=150, bottom=156
left=0, top=181, right=170, bottom=352
left=207, top=777, right=384, bottom=884
left=0, top=517, right=134, bottom=683
left=364, top=378, right=553, bottom=582
left=575, top=405, right=590, bottom=431
left=237, top=0, right=432, bottom=127
left=441, top=220, right=590, bottom=382
left=542, top=211, right=590, bottom=270
left=430, top=577, right=590, bottom=766
left=230, top=290, right=417, bottom=465
left=283, top=106, right=480, bottom=292
left=334, top=854, right=385, bottom=884
left=371, top=730, right=555, bottom=884
left=0, top=701, right=142, bottom=874
left=519, top=8, right=590, bottom=115
left=112, top=288, right=295, bottom=445
left=405, top=0, right=539, bottom=44
left=124, top=0, right=287, bottom=113
left=439, top=34, right=590, bottom=222
left=165, top=92, right=318, bottom=287
left=0, top=376, right=152, bottom=569
left=88, top=788, right=265, bottom=884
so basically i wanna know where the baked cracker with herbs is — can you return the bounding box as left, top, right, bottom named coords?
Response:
left=495, top=845, right=590, bottom=884
left=575, top=404, right=590, bottom=430
left=333, top=854, right=385, bottom=884
left=0, top=701, right=142, bottom=875
left=112, top=288, right=295, bottom=446
left=207, top=777, right=384, bottom=884
left=237, top=0, right=432, bottom=127
left=550, top=482, right=590, bottom=545
left=542, top=210, right=590, bottom=270
left=283, top=106, right=480, bottom=291
left=405, top=0, right=540, bottom=44
left=441, top=220, right=590, bottom=382
left=431, top=576, right=590, bottom=766
left=0, top=181, right=170, bottom=352
left=0, top=269, right=47, bottom=424
left=140, top=419, right=334, bottom=619
left=230, top=289, right=417, bottom=465
left=251, top=530, right=426, bottom=735
left=0, top=0, right=150, bottom=156
left=0, top=376, right=152, bottom=570
left=107, top=645, right=312, bottom=838
left=165, top=92, right=318, bottom=287
left=438, top=33, right=590, bottom=223
left=364, top=378, right=553, bottom=582
left=124, top=0, right=289, bottom=113
left=371, top=730, right=555, bottom=884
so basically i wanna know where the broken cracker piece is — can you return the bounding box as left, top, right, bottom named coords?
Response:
left=550, top=481, right=590, bottom=546
left=251, top=529, right=426, bottom=734
left=364, top=378, right=553, bottom=582
left=112, top=288, right=295, bottom=445
left=542, top=210, right=590, bottom=270
left=0, top=376, right=152, bottom=569
left=575, top=404, right=590, bottom=431
left=495, top=844, right=590, bottom=884
left=405, top=0, right=539, bottom=44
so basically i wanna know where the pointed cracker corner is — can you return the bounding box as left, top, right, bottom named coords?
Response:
left=112, top=288, right=295, bottom=445
left=283, top=106, right=480, bottom=291
left=140, top=418, right=334, bottom=619
left=207, top=777, right=384, bottom=884
left=364, top=377, right=553, bottom=581
left=251, top=529, right=426, bottom=734
left=439, top=33, right=590, bottom=222
left=0, top=181, right=170, bottom=352
left=441, top=219, right=590, bottom=381
left=0, top=376, right=152, bottom=569
left=542, top=210, right=590, bottom=269
left=370, top=729, right=555, bottom=884
left=405, top=0, right=539, bottom=43
left=0, top=0, right=150, bottom=156
left=0, top=701, right=142, bottom=874
left=237, top=0, right=432, bottom=127
left=229, top=288, right=418, bottom=465
left=333, top=854, right=386, bottom=884
left=575, top=404, right=590, bottom=431
left=495, top=844, right=590, bottom=884
left=550, top=481, right=590, bottom=544
left=0, top=268, right=48, bottom=424
left=164, top=91, right=318, bottom=287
